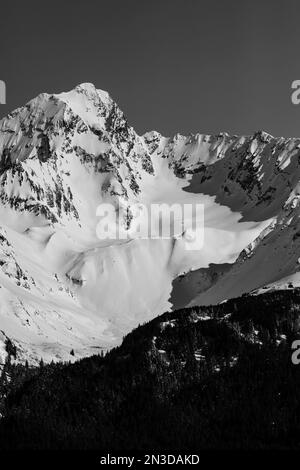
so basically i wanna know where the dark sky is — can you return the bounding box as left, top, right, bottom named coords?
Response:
left=1, top=0, right=300, bottom=137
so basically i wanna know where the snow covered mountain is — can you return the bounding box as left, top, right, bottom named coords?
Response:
left=0, top=82, right=299, bottom=364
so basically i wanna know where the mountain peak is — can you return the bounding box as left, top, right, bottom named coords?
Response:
left=75, top=82, right=97, bottom=92
left=55, top=82, right=111, bottom=107
left=253, top=130, right=273, bottom=142
left=1, top=84, right=300, bottom=364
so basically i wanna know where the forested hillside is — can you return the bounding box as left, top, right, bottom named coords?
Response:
left=1, top=289, right=300, bottom=450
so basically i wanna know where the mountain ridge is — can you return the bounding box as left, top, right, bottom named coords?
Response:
left=0, top=83, right=300, bottom=364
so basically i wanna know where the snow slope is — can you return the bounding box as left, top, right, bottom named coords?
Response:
left=0, top=83, right=298, bottom=363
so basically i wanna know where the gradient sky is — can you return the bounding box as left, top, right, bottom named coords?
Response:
left=1, top=0, right=300, bottom=138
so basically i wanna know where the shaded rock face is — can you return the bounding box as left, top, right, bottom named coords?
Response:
left=170, top=263, right=232, bottom=310
left=0, top=82, right=300, bottom=364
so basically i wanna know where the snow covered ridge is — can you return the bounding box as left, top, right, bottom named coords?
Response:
left=0, top=82, right=300, bottom=364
